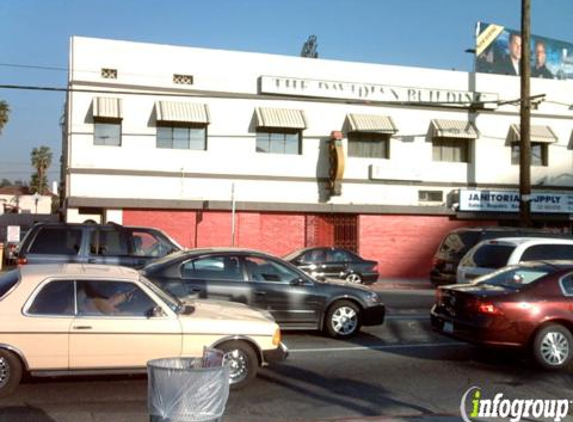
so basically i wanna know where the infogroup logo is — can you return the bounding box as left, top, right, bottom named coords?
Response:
left=460, top=386, right=571, bottom=422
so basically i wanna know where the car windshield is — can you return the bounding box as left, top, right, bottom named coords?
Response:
left=283, top=249, right=306, bottom=261
left=139, top=275, right=183, bottom=313
left=475, top=265, right=552, bottom=288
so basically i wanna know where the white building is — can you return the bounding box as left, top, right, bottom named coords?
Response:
left=62, top=36, right=573, bottom=278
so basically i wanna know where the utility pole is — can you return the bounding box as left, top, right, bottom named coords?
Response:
left=519, top=0, right=532, bottom=227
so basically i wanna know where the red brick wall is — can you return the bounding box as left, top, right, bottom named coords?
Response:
left=123, top=209, right=197, bottom=248
left=124, top=209, right=495, bottom=279
left=359, top=215, right=493, bottom=279
left=123, top=209, right=305, bottom=256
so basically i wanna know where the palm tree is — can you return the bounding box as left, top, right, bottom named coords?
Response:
left=0, top=100, right=9, bottom=135
left=30, top=146, right=53, bottom=194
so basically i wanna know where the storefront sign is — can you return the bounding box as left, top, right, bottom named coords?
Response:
left=260, top=76, right=498, bottom=109
left=460, top=189, right=573, bottom=213
left=7, top=226, right=21, bottom=243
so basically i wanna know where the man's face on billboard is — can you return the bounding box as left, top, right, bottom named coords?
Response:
left=509, top=34, right=522, bottom=60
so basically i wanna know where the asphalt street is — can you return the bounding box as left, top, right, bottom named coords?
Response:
left=1, top=288, right=572, bottom=422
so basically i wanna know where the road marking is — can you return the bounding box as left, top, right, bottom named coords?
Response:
left=289, top=341, right=462, bottom=353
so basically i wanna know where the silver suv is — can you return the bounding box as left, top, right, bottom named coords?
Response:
left=457, top=237, right=573, bottom=283
left=14, top=222, right=182, bottom=268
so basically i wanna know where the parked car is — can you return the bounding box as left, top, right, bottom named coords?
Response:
left=431, top=261, right=573, bottom=370
left=0, top=263, right=287, bottom=397
left=14, top=222, right=182, bottom=268
left=430, top=226, right=571, bottom=286
left=457, top=237, right=573, bottom=283
left=284, top=246, right=379, bottom=285
left=142, top=248, right=386, bottom=339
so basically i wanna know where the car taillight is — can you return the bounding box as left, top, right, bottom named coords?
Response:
left=372, top=263, right=378, bottom=272
left=17, top=257, right=28, bottom=266
left=435, top=289, right=443, bottom=303
left=476, top=301, right=504, bottom=316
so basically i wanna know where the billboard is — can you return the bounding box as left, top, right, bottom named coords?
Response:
left=475, top=21, right=573, bottom=80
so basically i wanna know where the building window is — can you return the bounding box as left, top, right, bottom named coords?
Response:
left=94, top=120, right=121, bottom=146
left=419, top=190, right=444, bottom=202
left=101, top=68, right=118, bottom=79
left=256, top=129, right=301, bottom=155
left=173, top=74, right=193, bottom=85
left=432, top=138, right=469, bottom=163
left=348, top=132, right=390, bottom=158
left=511, top=142, right=548, bottom=166
left=157, top=125, right=206, bottom=150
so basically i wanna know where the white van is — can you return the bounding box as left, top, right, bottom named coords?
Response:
left=456, top=237, right=573, bottom=283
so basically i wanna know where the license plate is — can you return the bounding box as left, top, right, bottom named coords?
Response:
left=443, top=322, right=453, bottom=334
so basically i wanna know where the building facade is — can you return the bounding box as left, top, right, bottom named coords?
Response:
left=63, top=36, right=573, bottom=278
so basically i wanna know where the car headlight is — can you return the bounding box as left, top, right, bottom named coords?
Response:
left=367, top=292, right=384, bottom=304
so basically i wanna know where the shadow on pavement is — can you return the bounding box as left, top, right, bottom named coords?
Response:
left=0, top=406, right=56, bottom=422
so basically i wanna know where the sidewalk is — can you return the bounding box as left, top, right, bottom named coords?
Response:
left=372, top=278, right=433, bottom=290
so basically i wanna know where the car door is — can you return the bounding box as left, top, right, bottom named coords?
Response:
left=87, top=227, right=137, bottom=267
left=69, top=279, right=181, bottom=368
left=243, top=255, right=323, bottom=326
left=22, top=279, right=76, bottom=369
left=324, top=248, right=351, bottom=279
left=179, top=254, right=252, bottom=304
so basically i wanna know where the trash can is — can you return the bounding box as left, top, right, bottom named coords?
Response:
left=147, top=348, right=230, bottom=422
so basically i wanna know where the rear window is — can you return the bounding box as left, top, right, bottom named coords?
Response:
left=520, top=244, right=573, bottom=261
left=469, top=244, right=516, bottom=268
left=477, top=265, right=551, bottom=288
left=28, top=227, right=82, bottom=255
left=0, top=269, right=19, bottom=298
left=439, top=232, right=482, bottom=255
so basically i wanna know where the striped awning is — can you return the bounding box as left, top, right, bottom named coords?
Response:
left=155, top=101, right=210, bottom=124
left=93, top=97, right=122, bottom=119
left=255, top=107, right=307, bottom=129
left=509, top=124, right=557, bottom=143
left=431, top=119, right=478, bottom=139
left=346, top=114, right=398, bottom=134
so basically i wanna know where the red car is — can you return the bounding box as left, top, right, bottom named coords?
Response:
left=431, top=261, right=573, bottom=370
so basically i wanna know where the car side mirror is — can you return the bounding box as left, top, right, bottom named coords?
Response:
left=146, top=306, right=165, bottom=318
left=290, top=277, right=309, bottom=286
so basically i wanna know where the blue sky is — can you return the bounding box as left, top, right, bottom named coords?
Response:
left=1, top=0, right=572, bottom=182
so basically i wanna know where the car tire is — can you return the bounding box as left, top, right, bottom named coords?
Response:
left=532, top=324, right=573, bottom=370
left=0, top=350, right=23, bottom=398
left=345, top=273, right=363, bottom=284
left=324, top=300, right=361, bottom=339
left=217, top=340, right=258, bottom=390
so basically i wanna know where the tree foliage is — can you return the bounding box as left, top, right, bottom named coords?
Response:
left=30, top=146, right=53, bottom=195
left=0, top=100, right=9, bottom=134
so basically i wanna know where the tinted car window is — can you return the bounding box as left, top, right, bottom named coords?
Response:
left=471, top=245, right=516, bottom=268
left=181, top=256, right=243, bottom=281
left=90, top=228, right=129, bottom=256
left=131, top=230, right=174, bottom=257
left=0, top=269, right=20, bottom=298
left=301, top=249, right=326, bottom=262
left=560, top=274, right=573, bottom=296
left=329, top=249, right=354, bottom=262
left=520, top=244, right=573, bottom=261
left=28, top=280, right=74, bottom=315
left=477, top=265, right=552, bottom=288
left=245, top=256, right=300, bottom=283
left=29, top=227, right=82, bottom=255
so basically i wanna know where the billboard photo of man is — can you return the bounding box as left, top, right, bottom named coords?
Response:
left=532, top=40, right=554, bottom=79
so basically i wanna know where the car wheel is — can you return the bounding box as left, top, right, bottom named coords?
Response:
left=325, top=300, right=361, bottom=339
left=345, top=273, right=363, bottom=284
left=218, top=341, right=258, bottom=390
left=533, top=324, right=573, bottom=370
left=0, top=350, right=23, bottom=398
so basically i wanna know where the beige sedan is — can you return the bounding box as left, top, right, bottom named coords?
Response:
left=0, top=264, right=288, bottom=397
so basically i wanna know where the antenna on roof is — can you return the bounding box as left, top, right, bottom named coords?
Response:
left=301, top=35, right=318, bottom=58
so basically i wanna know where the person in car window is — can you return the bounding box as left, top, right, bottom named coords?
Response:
left=80, top=283, right=135, bottom=315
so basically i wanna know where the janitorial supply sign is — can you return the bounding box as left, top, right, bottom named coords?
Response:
left=460, top=189, right=573, bottom=213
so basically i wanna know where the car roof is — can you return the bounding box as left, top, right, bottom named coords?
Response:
left=482, top=237, right=573, bottom=246
left=19, top=263, right=140, bottom=280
